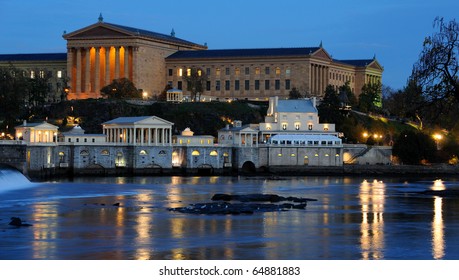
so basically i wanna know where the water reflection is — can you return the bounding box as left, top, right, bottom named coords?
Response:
left=359, top=179, right=385, bottom=259
left=31, top=203, right=58, bottom=259
left=431, top=179, right=445, bottom=259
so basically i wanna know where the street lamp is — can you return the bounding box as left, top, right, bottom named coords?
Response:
left=433, top=133, right=443, bottom=150
left=142, top=91, right=148, bottom=100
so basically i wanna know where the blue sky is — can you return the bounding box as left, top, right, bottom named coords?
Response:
left=0, top=0, right=458, bottom=90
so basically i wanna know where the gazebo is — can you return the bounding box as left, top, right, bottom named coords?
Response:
left=166, top=88, right=183, bottom=102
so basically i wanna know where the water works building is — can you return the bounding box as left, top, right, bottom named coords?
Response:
left=0, top=15, right=383, bottom=102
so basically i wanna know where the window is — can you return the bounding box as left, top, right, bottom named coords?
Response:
left=84, top=138, right=87, bottom=143
left=286, top=69, right=291, bottom=76
left=235, top=80, right=240, bottom=91
left=158, top=150, right=167, bottom=156
left=255, top=67, right=260, bottom=75
left=216, top=80, right=221, bottom=90
left=92, top=139, right=95, bottom=143
left=282, top=123, right=287, bottom=130
left=80, top=150, right=89, bottom=156
left=225, top=68, right=230, bottom=75
left=101, top=150, right=110, bottom=156
left=192, top=150, right=200, bottom=156
left=275, top=80, right=280, bottom=90
left=225, top=80, right=230, bottom=90
left=265, top=80, right=270, bottom=90
left=168, top=69, right=173, bottom=76
left=206, top=81, right=211, bottom=91
left=210, top=150, right=218, bottom=156
left=30, top=71, right=35, bottom=79
left=206, top=68, right=211, bottom=76
left=57, top=70, right=62, bottom=78
left=265, top=67, right=270, bottom=75
left=186, top=68, right=191, bottom=76
left=245, top=80, right=250, bottom=90
left=308, top=124, right=313, bottom=130
left=140, top=150, right=148, bottom=155
left=39, top=70, right=45, bottom=78
left=177, top=81, right=182, bottom=90
left=295, top=123, right=300, bottom=130
left=235, top=68, right=240, bottom=76
left=245, top=67, right=250, bottom=75
left=285, top=79, right=291, bottom=90
left=275, top=67, right=281, bottom=75
left=216, top=68, right=221, bottom=76
left=255, top=80, right=260, bottom=90
left=177, top=68, right=183, bottom=76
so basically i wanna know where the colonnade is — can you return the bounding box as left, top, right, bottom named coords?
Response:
left=366, top=74, right=381, bottom=85
left=68, top=46, right=136, bottom=98
left=311, top=63, right=328, bottom=96
left=104, top=127, right=172, bottom=145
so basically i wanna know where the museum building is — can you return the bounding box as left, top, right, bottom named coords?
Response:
left=0, top=15, right=383, bottom=102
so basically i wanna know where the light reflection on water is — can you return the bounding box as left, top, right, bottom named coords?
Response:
left=1, top=176, right=459, bottom=260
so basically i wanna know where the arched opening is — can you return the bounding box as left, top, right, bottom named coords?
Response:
left=241, top=161, right=256, bottom=174
left=197, top=164, right=214, bottom=175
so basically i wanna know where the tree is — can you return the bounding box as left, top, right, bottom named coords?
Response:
left=339, top=81, right=357, bottom=108
left=157, top=84, right=172, bottom=101
left=0, top=66, right=29, bottom=131
left=100, top=78, right=142, bottom=99
left=318, top=85, right=340, bottom=123
left=358, top=81, right=382, bottom=113
left=392, top=130, right=436, bottom=164
left=182, top=67, right=207, bottom=101
left=411, top=17, right=459, bottom=105
left=288, top=87, right=303, bottom=99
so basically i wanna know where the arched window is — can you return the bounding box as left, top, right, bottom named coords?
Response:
left=139, top=150, right=148, bottom=155
left=210, top=150, right=218, bottom=156
left=158, top=150, right=167, bottom=156
left=80, top=150, right=89, bottom=156
left=101, top=150, right=110, bottom=156
left=191, top=150, right=200, bottom=156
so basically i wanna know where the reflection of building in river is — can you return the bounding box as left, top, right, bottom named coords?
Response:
left=359, top=179, right=385, bottom=259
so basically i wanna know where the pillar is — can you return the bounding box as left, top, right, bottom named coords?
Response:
left=115, top=46, right=120, bottom=79
left=105, top=47, right=111, bottom=86
left=94, top=47, right=100, bottom=96
left=124, top=46, right=129, bottom=79
left=84, top=48, right=91, bottom=93
left=76, top=48, right=82, bottom=93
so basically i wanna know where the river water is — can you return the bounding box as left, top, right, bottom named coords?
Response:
left=1, top=170, right=459, bottom=260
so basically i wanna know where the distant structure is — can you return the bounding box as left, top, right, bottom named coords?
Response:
left=0, top=15, right=383, bottom=102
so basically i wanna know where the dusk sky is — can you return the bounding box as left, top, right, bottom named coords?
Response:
left=1, top=0, right=458, bottom=90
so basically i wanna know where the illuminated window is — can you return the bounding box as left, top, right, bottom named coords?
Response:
left=308, top=124, right=313, bottom=130
left=57, top=71, right=62, bottom=78
left=278, top=153, right=283, bottom=157
left=139, top=150, right=148, bottom=155
left=101, top=150, right=110, bottom=156
left=197, top=69, right=202, bottom=76
left=235, top=68, right=240, bottom=76
left=187, top=68, right=191, bottom=76
left=291, top=153, right=296, bottom=157
left=177, top=68, right=183, bottom=76
left=30, top=71, right=35, bottom=79
left=210, top=150, right=218, bottom=156
left=275, top=67, right=281, bottom=75
left=39, top=70, right=45, bottom=78
left=282, top=123, right=287, bottom=130
left=216, top=68, right=221, bottom=76
left=255, top=67, right=260, bottom=75
left=58, top=151, right=65, bottom=156
left=295, top=123, right=300, bottom=130
left=192, top=150, right=200, bottom=156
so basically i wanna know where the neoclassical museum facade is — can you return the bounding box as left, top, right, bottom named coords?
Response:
left=0, top=16, right=383, bottom=101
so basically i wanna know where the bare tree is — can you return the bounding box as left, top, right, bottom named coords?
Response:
left=411, top=17, right=459, bottom=103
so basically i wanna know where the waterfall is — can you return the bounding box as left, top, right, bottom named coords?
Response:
left=0, top=167, right=35, bottom=193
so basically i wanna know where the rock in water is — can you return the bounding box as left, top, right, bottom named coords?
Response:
left=9, top=217, right=32, bottom=227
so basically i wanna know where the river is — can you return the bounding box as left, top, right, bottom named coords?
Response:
left=1, top=170, right=459, bottom=260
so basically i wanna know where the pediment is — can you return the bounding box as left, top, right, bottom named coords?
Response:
left=367, top=60, right=384, bottom=71
left=311, top=48, right=332, bottom=61
left=136, top=116, right=174, bottom=126
left=64, top=23, right=133, bottom=40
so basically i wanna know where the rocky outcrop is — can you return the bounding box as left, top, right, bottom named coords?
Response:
left=168, top=193, right=317, bottom=215
left=8, top=217, right=32, bottom=227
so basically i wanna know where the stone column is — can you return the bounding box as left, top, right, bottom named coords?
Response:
left=105, top=47, right=111, bottom=86
left=115, top=46, right=120, bottom=79
left=124, top=46, right=129, bottom=79
left=76, top=48, right=82, bottom=93
left=85, top=48, right=91, bottom=93
left=94, top=47, right=100, bottom=96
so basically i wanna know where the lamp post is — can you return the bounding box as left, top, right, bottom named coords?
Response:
left=433, top=133, right=443, bottom=150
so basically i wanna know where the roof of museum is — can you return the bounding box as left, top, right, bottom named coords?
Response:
left=166, top=47, right=321, bottom=59
left=0, top=53, right=67, bottom=62
left=334, top=59, right=375, bottom=67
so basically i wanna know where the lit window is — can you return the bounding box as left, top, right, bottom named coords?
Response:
left=139, top=150, right=148, bottom=155
left=177, top=68, right=183, bottom=77
left=57, top=71, right=62, bottom=78
left=192, top=150, right=200, bottom=156
left=187, top=68, right=191, bottom=76
left=255, top=67, right=260, bottom=75
left=216, top=68, right=221, bottom=76
left=235, top=68, right=240, bottom=76
left=275, top=67, right=281, bottom=75
left=39, top=70, right=45, bottom=78
left=278, top=153, right=283, bottom=157
left=101, top=150, right=110, bottom=156
left=308, top=124, right=313, bottom=130
left=291, top=153, right=296, bottom=157
left=210, top=150, right=218, bottom=156
left=282, top=123, right=287, bottom=130
left=295, top=123, right=300, bottom=130
left=30, top=71, right=35, bottom=79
